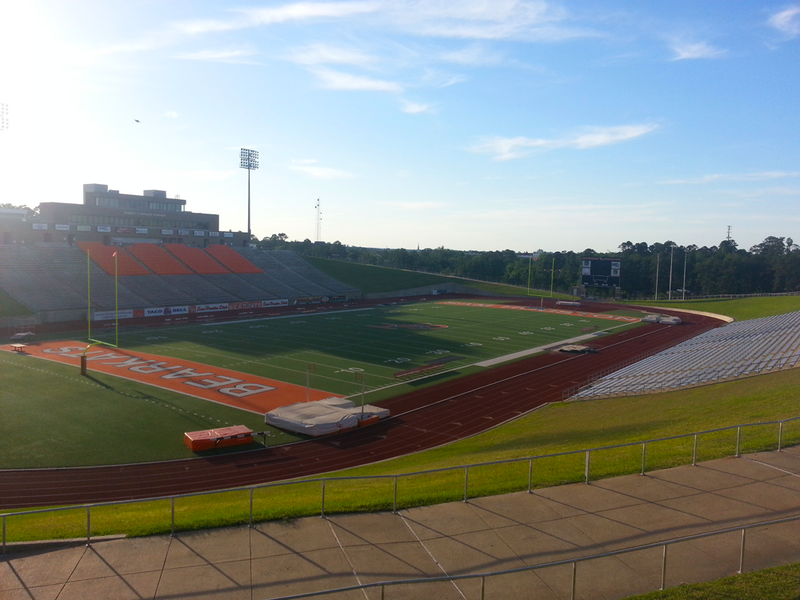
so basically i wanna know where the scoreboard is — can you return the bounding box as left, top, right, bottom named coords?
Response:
left=581, top=257, right=621, bottom=287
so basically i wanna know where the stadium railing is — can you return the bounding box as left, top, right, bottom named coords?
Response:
left=2, top=416, right=799, bottom=555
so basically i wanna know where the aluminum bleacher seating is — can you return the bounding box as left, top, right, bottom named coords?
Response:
left=571, top=310, right=800, bottom=400
left=163, top=244, right=230, bottom=274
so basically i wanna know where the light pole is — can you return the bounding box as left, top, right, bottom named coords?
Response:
left=240, top=148, right=259, bottom=244
left=668, top=244, right=675, bottom=301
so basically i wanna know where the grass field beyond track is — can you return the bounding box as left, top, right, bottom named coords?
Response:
left=2, top=300, right=640, bottom=468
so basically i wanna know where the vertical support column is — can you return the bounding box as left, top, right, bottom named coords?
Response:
left=249, top=488, right=254, bottom=527
left=778, top=422, right=784, bottom=452
left=660, top=544, right=668, bottom=590
left=321, top=480, right=326, bottom=517
left=86, top=506, right=91, bottom=546
left=571, top=562, right=577, bottom=600
left=463, top=466, right=470, bottom=502
left=692, top=434, right=699, bottom=466
left=393, top=476, right=398, bottom=513
left=171, top=497, right=175, bottom=536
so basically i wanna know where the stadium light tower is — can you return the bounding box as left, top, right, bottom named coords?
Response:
left=240, top=148, right=259, bottom=243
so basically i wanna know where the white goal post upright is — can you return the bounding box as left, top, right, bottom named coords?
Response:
left=84, top=249, right=119, bottom=375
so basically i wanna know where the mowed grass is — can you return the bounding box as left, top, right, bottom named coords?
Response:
left=92, top=300, right=634, bottom=398
left=2, top=301, right=636, bottom=468
left=5, top=366, right=799, bottom=542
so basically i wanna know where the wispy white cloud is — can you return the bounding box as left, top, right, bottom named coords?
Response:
left=400, top=99, right=434, bottom=114
left=420, top=68, right=468, bottom=88
left=669, top=40, right=727, bottom=60
left=175, top=1, right=595, bottom=43
left=290, top=159, right=355, bottom=179
left=768, top=6, right=800, bottom=36
left=470, top=124, right=660, bottom=161
left=173, top=48, right=259, bottom=63
left=309, top=67, right=403, bottom=92
left=439, top=44, right=504, bottom=66
left=176, top=1, right=380, bottom=35
left=659, top=171, right=800, bottom=185
left=286, top=44, right=377, bottom=67
left=164, top=110, right=179, bottom=118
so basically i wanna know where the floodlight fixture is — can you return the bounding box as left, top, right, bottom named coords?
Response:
left=240, top=148, right=259, bottom=241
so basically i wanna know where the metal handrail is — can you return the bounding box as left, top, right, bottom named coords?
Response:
left=2, top=416, right=798, bottom=553
left=262, top=512, right=800, bottom=600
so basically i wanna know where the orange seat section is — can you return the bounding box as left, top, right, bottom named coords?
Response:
left=205, top=245, right=263, bottom=274
left=163, top=243, right=230, bottom=274
left=128, top=244, right=193, bottom=275
left=77, top=241, right=151, bottom=276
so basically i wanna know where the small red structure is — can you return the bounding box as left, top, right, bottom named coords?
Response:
left=184, top=425, right=253, bottom=452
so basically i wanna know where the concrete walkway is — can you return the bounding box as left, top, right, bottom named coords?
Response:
left=3, top=447, right=800, bottom=600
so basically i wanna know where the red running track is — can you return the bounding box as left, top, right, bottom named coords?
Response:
left=0, top=304, right=724, bottom=509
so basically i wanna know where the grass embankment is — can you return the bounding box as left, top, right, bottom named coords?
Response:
left=626, top=563, right=800, bottom=600
left=305, top=256, right=572, bottom=298
left=628, top=295, right=800, bottom=321
left=0, top=287, right=35, bottom=317
left=5, top=367, right=799, bottom=541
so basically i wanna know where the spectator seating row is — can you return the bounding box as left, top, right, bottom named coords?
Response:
left=570, top=310, right=800, bottom=399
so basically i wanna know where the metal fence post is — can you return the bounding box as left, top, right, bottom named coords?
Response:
left=321, top=480, right=326, bottom=517
left=584, top=450, right=591, bottom=484
left=393, top=476, right=398, bottom=513
left=86, top=506, right=91, bottom=546
left=527, top=459, right=534, bottom=493
left=739, top=528, right=747, bottom=574
left=464, top=466, right=469, bottom=502
left=480, top=575, right=486, bottom=600
left=692, top=434, right=698, bottom=466
left=641, top=442, right=647, bottom=475
left=736, top=426, right=741, bottom=457
left=2, top=516, right=5, bottom=556
left=778, top=421, right=784, bottom=451
left=660, top=544, right=668, bottom=590
left=171, top=497, right=175, bottom=536
left=571, top=561, right=577, bottom=600
left=249, top=488, right=254, bottom=527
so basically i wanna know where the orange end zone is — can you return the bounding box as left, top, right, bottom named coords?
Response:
left=10, top=341, right=341, bottom=414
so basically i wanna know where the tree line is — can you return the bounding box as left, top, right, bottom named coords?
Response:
left=257, top=233, right=800, bottom=299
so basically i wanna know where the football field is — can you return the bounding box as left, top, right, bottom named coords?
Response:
left=91, top=300, right=642, bottom=398
left=2, top=300, right=644, bottom=467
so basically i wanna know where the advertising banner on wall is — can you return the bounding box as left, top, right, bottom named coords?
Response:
left=136, top=228, right=149, bottom=234
left=262, top=299, right=289, bottom=307
left=93, top=309, right=135, bottom=321
left=55, top=224, right=70, bottom=231
left=209, top=231, right=220, bottom=237
left=145, top=306, right=189, bottom=317
left=77, top=225, right=92, bottom=232
left=223, top=232, right=234, bottom=238
left=97, top=226, right=111, bottom=233
left=32, top=223, right=48, bottom=230
left=193, top=230, right=205, bottom=237
left=161, top=229, right=174, bottom=235
left=191, top=303, right=229, bottom=313
left=178, top=229, right=190, bottom=236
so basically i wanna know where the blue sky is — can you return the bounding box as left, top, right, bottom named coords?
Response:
left=0, top=1, right=797, bottom=252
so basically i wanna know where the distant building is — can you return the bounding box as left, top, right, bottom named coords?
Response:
left=1, top=184, right=248, bottom=247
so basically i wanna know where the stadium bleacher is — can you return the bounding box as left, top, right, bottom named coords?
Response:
left=128, top=244, right=193, bottom=275
left=205, top=245, right=262, bottom=274
left=0, top=243, right=360, bottom=319
left=163, top=244, right=230, bottom=274
left=570, top=310, right=800, bottom=399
